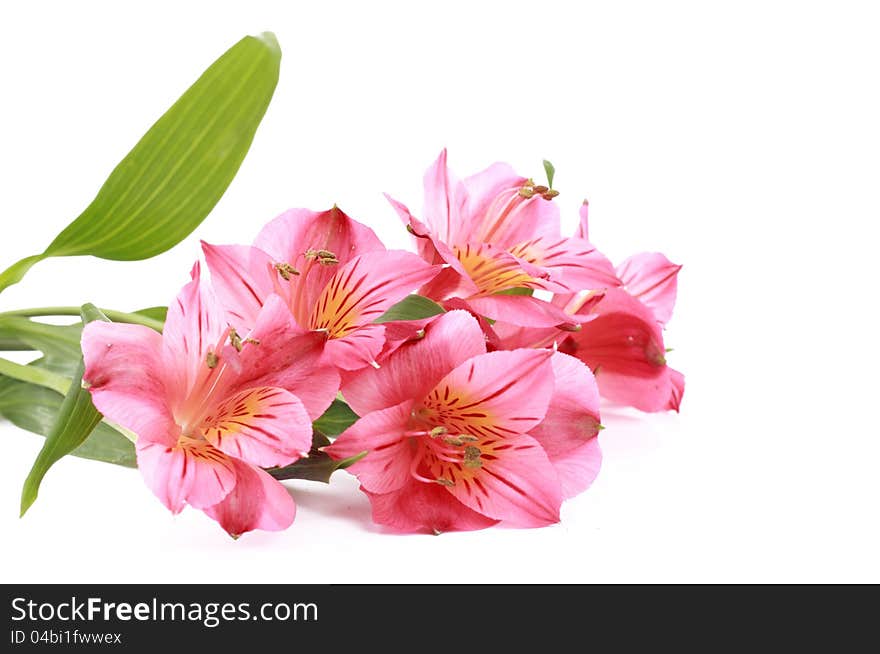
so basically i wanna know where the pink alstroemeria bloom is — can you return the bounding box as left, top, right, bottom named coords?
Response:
left=203, top=206, right=441, bottom=370
left=559, top=288, right=684, bottom=413
left=385, top=150, right=620, bottom=329
left=81, top=265, right=339, bottom=537
left=325, top=310, right=602, bottom=534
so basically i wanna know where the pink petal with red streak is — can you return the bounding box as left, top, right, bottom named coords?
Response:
left=341, top=310, right=486, bottom=416
left=324, top=401, right=415, bottom=494
left=202, top=386, right=312, bottom=469
left=203, top=459, right=297, bottom=537
left=364, top=480, right=499, bottom=534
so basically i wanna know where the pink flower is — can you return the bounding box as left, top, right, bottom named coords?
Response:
left=81, top=265, right=339, bottom=537
left=203, top=206, right=441, bottom=370
left=325, top=310, right=602, bottom=534
left=559, top=288, right=684, bottom=412
left=385, top=150, right=620, bottom=328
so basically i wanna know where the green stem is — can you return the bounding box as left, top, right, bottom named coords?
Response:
left=0, top=307, right=163, bottom=332
left=0, top=357, right=71, bottom=395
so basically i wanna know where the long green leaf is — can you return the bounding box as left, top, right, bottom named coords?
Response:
left=0, top=378, right=135, bottom=468
left=375, top=294, right=445, bottom=323
left=0, top=317, right=82, bottom=360
left=0, top=33, right=282, bottom=293
left=19, top=305, right=109, bottom=515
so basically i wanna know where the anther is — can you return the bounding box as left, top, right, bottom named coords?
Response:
left=541, top=189, right=560, bottom=200
left=305, top=249, right=340, bottom=265
left=274, top=262, right=300, bottom=280
left=518, top=184, right=536, bottom=199
left=463, top=445, right=483, bottom=469
left=435, top=478, right=455, bottom=487
left=206, top=350, right=219, bottom=369
left=429, top=426, right=448, bottom=438
left=228, top=328, right=243, bottom=352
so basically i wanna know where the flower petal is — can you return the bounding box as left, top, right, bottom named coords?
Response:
left=530, top=352, right=601, bottom=460
left=341, top=310, right=486, bottom=416
left=616, top=252, right=682, bottom=325
left=81, top=321, right=174, bottom=444
left=386, top=193, right=479, bottom=298
left=229, top=294, right=339, bottom=420
left=254, top=206, right=384, bottom=270
left=161, top=263, right=226, bottom=406
left=422, top=149, right=468, bottom=244
left=324, top=400, right=415, bottom=494
left=469, top=186, right=563, bottom=248
left=203, top=459, right=297, bottom=537
left=428, top=432, right=562, bottom=528
left=136, top=439, right=236, bottom=513
left=461, top=161, right=522, bottom=231
left=364, top=480, right=498, bottom=534
left=201, top=242, right=279, bottom=333
left=419, top=349, right=554, bottom=437
left=576, top=200, right=590, bottom=240
left=307, top=250, right=441, bottom=339
left=453, top=241, right=544, bottom=296
left=465, top=294, right=577, bottom=328
left=568, top=288, right=683, bottom=412
left=202, top=386, right=312, bottom=469
left=509, top=236, right=620, bottom=292
left=595, top=365, right=685, bottom=413
left=323, top=323, right=387, bottom=371
left=253, top=206, right=384, bottom=325
left=552, top=438, right=603, bottom=500
left=529, top=352, right=602, bottom=498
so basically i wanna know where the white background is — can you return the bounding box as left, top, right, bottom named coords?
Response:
left=1, top=1, right=878, bottom=583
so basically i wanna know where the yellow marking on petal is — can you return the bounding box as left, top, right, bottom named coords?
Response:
left=308, top=262, right=366, bottom=338
left=454, top=244, right=535, bottom=295
left=200, top=387, right=283, bottom=448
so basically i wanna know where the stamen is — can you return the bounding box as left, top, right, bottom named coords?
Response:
left=443, top=434, right=477, bottom=446
left=435, top=478, right=455, bottom=487
left=409, top=454, right=438, bottom=484
left=304, top=249, right=340, bottom=265
left=273, top=262, right=300, bottom=280
left=229, top=327, right=243, bottom=352
left=519, top=180, right=537, bottom=198
left=228, top=328, right=260, bottom=352
left=463, top=445, right=483, bottom=469
left=205, top=350, right=219, bottom=369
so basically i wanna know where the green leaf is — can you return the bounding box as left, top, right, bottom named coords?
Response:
left=312, top=399, right=359, bottom=437
left=0, top=33, right=282, bottom=294
left=0, top=255, right=45, bottom=295
left=19, top=304, right=110, bottom=516
left=543, top=159, right=556, bottom=189
left=267, top=431, right=366, bottom=484
left=375, top=294, right=445, bottom=323
left=0, top=317, right=82, bottom=359
left=135, top=306, right=168, bottom=324
left=494, top=287, right=534, bottom=296
left=0, top=378, right=135, bottom=468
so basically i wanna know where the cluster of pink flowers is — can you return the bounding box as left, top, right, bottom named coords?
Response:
left=81, top=151, right=683, bottom=537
